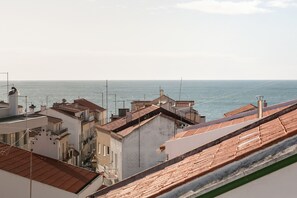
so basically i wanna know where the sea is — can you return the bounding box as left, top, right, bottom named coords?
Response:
left=1, top=80, right=297, bottom=122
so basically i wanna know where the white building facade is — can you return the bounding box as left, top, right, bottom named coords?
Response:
left=110, top=114, right=177, bottom=180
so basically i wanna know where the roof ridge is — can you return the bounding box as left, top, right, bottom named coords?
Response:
left=91, top=102, right=297, bottom=197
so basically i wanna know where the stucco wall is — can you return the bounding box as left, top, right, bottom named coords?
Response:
left=165, top=119, right=257, bottom=159
left=39, top=109, right=81, bottom=152
left=96, top=128, right=111, bottom=171
left=122, top=115, right=175, bottom=179
left=32, top=129, right=59, bottom=160
left=110, top=137, right=123, bottom=181
left=219, top=161, right=297, bottom=198
left=0, top=170, right=76, bottom=198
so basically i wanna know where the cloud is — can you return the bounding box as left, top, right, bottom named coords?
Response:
left=176, top=0, right=270, bottom=15
left=266, top=0, right=297, bottom=8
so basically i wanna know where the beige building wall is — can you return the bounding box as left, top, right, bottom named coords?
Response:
left=81, top=121, right=95, bottom=161
left=95, top=127, right=111, bottom=172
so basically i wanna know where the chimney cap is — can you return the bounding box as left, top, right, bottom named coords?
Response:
left=8, top=87, right=17, bottom=96
left=256, top=95, right=264, bottom=100
left=29, top=104, right=36, bottom=109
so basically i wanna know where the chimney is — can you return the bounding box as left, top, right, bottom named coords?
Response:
left=126, top=112, right=132, bottom=123
left=8, top=87, right=19, bottom=116
left=264, top=100, right=268, bottom=107
left=160, top=89, right=164, bottom=97
left=40, top=105, right=47, bottom=112
left=257, top=96, right=264, bottom=119
left=29, top=104, right=36, bottom=114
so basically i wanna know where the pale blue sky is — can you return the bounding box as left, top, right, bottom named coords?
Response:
left=1, top=0, right=297, bottom=80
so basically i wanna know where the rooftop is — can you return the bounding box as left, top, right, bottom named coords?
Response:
left=172, top=99, right=297, bottom=141
left=101, top=105, right=160, bottom=132
left=116, top=114, right=160, bottom=138
left=53, top=103, right=89, bottom=114
left=74, top=98, right=105, bottom=112
left=47, top=116, right=63, bottom=124
left=91, top=102, right=297, bottom=198
left=0, top=144, right=99, bottom=194
left=101, top=105, right=194, bottom=132
left=0, top=114, right=48, bottom=134
left=224, top=103, right=257, bottom=117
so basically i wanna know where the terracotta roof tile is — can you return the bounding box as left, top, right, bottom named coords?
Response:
left=117, top=115, right=159, bottom=138
left=74, top=98, right=105, bottom=111
left=0, top=145, right=99, bottom=194
left=224, top=103, right=257, bottom=117
left=93, top=104, right=297, bottom=198
left=102, top=105, right=159, bottom=131
left=172, top=106, right=287, bottom=140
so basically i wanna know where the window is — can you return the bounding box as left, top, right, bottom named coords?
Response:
left=115, top=153, right=118, bottom=169
left=107, top=146, right=110, bottom=155
left=103, top=145, right=106, bottom=156
left=15, top=132, right=20, bottom=146
left=62, top=143, right=65, bottom=159
left=111, top=151, right=113, bottom=163
left=23, top=132, right=27, bottom=145
left=98, top=143, right=101, bottom=154
left=0, top=134, right=7, bottom=143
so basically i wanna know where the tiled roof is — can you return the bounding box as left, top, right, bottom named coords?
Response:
left=185, top=99, right=297, bottom=132
left=54, top=103, right=88, bottom=114
left=0, top=144, right=99, bottom=194
left=102, top=105, right=160, bottom=131
left=224, top=103, right=257, bottom=117
left=116, top=115, right=159, bottom=138
left=74, top=98, right=105, bottom=112
left=172, top=106, right=286, bottom=140
left=175, top=101, right=195, bottom=107
left=102, top=105, right=194, bottom=132
left=92, top=103, right=297, bottom=198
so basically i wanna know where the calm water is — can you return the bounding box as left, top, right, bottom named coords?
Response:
left=1, top=80, right=297, bottom=121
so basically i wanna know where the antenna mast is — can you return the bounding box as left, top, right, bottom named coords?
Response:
left=179, top=77, right=182, bottom=101
left=106, top=80, right=108, bottom=123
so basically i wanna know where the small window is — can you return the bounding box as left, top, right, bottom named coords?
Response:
left=98, top=143, right=101, bottom=154
left=23, top=132, right=27, bottom=145
left=103, top=145, right=106, bottom=156
left=107, top=146, right=110, bottom=155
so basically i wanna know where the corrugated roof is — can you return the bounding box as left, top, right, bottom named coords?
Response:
left=0, top=145, right=99, bottom=194
left=224, top=103, right=257, bottom=117
left=92, top=103, right=297, bottom=198
left=74, top=98, right=105, bottom=112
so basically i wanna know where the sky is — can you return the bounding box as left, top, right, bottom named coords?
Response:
left=1, top=0, right=297, bottom=80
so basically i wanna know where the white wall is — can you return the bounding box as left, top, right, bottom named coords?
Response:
left=0, top=170, right=77, bottom=198
left=165, top=119, right=257, bottom=159
left=78, top=175, right=103, bottom=198
left=0, top=116, right=48, bottom=134
left=39, top=109, right=81, bottom=152
left=219, top=161, right=297, bottom=198
left=31, top=129, right=59, bottom=160
left=0, top=108, right=9, bottom=118
left=110, top=137, right=123, bottom=181
left=122, top=115, right=175, bottom=179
